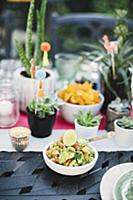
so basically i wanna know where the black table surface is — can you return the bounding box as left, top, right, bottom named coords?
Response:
left=0, top=151, right=133, bottom=200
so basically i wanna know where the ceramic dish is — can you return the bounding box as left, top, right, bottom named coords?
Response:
left=100, top=163, right=133, bottom=200
left=43, top=142, right=98, bottom=176
left=113, top=169, right=133, bottom=200
left=57, top=92, right=104, bottom=123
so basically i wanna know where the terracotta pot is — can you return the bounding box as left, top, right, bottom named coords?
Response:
left=14, top=68, right=56, bottom=112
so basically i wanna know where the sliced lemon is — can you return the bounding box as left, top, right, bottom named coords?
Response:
left=63, top=130, right=77, bottom=146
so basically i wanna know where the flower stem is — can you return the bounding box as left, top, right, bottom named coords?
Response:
left=111, top=52, right=116, bottom=78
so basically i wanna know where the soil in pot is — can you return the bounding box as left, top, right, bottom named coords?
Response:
left=27, top=109, right=56, bottom=138
left=21, top=71, right=50, bottom=78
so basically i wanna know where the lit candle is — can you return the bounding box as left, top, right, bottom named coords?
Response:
left=0, top=100, right=13, bottom=116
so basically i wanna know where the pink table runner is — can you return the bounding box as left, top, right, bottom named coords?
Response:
left=15, top=112, right=106, bottom=130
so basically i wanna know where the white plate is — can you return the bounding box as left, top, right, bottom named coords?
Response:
left=100, top=163, right=133, bottom=200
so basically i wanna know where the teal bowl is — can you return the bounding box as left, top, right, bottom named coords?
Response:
left=113, top=170, right=133, bottom=200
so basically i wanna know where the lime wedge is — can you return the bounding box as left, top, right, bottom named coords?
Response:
left=63, top=130, right=77, bottom=146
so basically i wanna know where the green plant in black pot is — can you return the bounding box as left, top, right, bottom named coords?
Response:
left=27, top=96, right=59, bottom=138
left=75, top=111, right=101, bottom=127
left=116, top=116, right=133, bottom=129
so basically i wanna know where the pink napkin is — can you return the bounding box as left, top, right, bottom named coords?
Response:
left=15, top=112, right=106, bottom=130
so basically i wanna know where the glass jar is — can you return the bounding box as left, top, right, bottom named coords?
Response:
left=76, top=60, right=101, bottom=90
left=0, top=79, right=19, bottom=128
left=55, top=53, right=82, bottom=82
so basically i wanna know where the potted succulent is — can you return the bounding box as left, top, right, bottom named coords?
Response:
left=14, top=0, right=55, bottom=112
left=106, top=98, right=130, bottom=131
left=86, top=9, right=133, bottom=112
left=27, top=97, right=59, bottom=138
left=114, top=116, right=133, bottom=147
left=74, top=111, right=101, bottom=138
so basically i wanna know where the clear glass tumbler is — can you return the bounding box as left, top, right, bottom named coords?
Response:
left=55, top=53, right=82, bottom=86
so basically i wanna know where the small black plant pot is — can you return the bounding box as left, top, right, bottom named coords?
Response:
left=27, top=109, right=56, bottom=138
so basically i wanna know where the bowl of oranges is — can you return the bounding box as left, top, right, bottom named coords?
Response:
left=57, top=82, right=104, bottom=123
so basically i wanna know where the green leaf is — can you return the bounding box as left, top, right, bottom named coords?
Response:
left=15, top=40, right=31, bottom=76
left=34, top=10, right=42, bottom=66
left=117, top=116, right=133, bottom=129
left=100, top=66, right=118, bottom=97
left=74, top=152, right=82, bottom=160
left=28, top=97, right=59, bottom=119
left=25, top=0, right=35, bottom=60
left=40, top=0, right=47, bottom=42
left=75, top=111, right=101, bottom=127
left=117, top=68, right=131, bottom=100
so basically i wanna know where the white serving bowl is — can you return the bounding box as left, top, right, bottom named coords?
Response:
left=57, top=92, right=104, bottom=123
left=43, top=142, right=98, bottom=176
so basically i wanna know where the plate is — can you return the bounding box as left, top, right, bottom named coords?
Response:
left=100, top=163, right=133, bottom=200
left=113, top=170, right=133, bottom=200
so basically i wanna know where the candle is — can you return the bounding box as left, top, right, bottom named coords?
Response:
left=10, top=127, right=31, bottom=151
left=0, top=100, right=13, bottom=116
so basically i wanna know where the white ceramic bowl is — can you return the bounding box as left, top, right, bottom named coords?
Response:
left=57, top=92, right=104, bottom=123
left=43, top=142, right=98, bottom=176
left=74, top=119, right=99, bottom=138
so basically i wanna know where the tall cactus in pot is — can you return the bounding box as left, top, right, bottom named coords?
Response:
left=16, top=0, right=47, bottom=76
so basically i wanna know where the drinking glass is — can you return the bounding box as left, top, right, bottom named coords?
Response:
left=55, top=53, right=82, bottom=87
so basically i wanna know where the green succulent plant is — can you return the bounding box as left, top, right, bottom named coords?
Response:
left=108, top=98, right=130, bottom=113
left=16, top=0, right=47, bottom=76
left=75, top=111, right=101, bottom=127
left=28, top=97, right=59, bottom=119
left=117, top=116, right=133, bottom=129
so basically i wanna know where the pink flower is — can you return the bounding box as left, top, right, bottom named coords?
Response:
left=102, top=35, right=118, bottom=54
left=102, top=35, right=109, bottom=42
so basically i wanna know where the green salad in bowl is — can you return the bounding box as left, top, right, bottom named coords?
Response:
left=43, top=130, right=98, bottom=176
